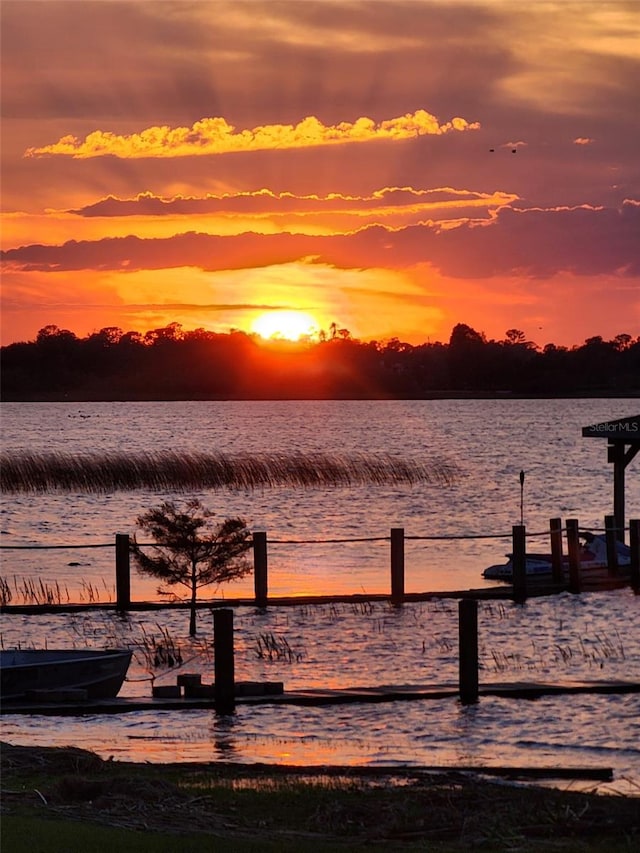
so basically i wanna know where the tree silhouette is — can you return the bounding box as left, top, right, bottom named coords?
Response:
left=449, top=323, right=486, bottom=348
left=2, top=322, right=639, bottom=399
left=504, top=328, right=526, bottom=345
left=131, top=500, right=252, bottom=636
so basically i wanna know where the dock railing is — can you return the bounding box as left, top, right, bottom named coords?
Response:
left=1, top=517, right=638, bottom=611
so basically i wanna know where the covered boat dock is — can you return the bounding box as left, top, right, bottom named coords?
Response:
left=582, top=415, right=640, bottom=542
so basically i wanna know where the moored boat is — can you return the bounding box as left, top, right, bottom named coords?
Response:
left=0, top=648, right=132, bottom=702
left=483, top=533, right=632, bottom=582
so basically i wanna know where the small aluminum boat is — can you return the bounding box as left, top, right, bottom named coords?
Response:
left=0, top=648, right=132, bottom=702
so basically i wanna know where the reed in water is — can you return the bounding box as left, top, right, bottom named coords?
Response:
left=0, top=450, right=457, bottom=493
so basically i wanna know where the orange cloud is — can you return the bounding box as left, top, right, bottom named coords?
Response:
left=4, top=201, right=638, bottom=280
left=2, top=186, right=517, bottom=254
left=24, top=110, right=480, bottom=159
left=72, top=187, right=516, bottom=219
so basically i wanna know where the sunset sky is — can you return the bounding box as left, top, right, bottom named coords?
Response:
left=1, top=0, right=639, bottom=348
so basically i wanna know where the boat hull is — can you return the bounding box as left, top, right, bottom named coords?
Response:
left=483, top=534, right=632, bottom=582
left=483, top=560, right=631, bottom=582
left=0, top=649, right=132, bottom=702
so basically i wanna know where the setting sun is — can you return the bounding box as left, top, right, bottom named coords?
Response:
left=251, top=310, right=319, bottom=341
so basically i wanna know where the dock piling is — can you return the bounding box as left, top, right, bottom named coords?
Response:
left=213, top=608, right=235, bottom=713
left=512, top=525, right=527, bottom=604
left=566, top=519, right=581, bottom=593
left=630, top=519, right=639, bottom=592
left=253, top=531, right=268, bottom=608
left=115, top=533, right=131, bottom=611
left=604, top=515, right=619, bottom=576
left=390, top=527, right=405, bottom=605
left=549, top=517, right=564, bottom=585
left=458, top=598, right=479, bottom=704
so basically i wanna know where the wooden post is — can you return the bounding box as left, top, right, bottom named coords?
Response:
left=512, top=525, right=527, bottom=604
left=214, top=608, right=235, bottom=713
left=566, top=518, right=581, bottom=594
left=390, top=527, right=405, bottom=605
left=609, top=442, right=627, bottom=544
left=549, top=517, right=565, bottom=585
left=253, top=531, right=268, bottom=608
left=459, top=598, right=479, bottom=705
left=604, top=515, right=619, bottom=576
left=630, top=519, right=640, bottom=592
left=115, top=533, right=130, bottom=611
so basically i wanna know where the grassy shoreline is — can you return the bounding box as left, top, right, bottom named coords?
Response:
left=1, top=742, right=639, bottom=851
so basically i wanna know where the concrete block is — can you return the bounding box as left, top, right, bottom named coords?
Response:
left=235, top=680, right=284, bottom=696
left=177, top=673, right=202, bottom=688
left=235, top=681, right=265, bottom=696
left=185, top=683, right=215, bottom=699
left=152, top=684, right=182, bottom=699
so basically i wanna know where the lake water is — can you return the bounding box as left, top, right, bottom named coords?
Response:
left=2, top=398, right=639, bottom=598
left=1, top=399, right=639, bottom=793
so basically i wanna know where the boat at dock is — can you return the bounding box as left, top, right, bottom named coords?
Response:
left=483, top=533, right=632, bottom=582
left=0, top=648, right=132, bottom=702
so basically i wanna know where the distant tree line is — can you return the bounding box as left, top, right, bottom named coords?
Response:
left=1, top=322, right=639, bottom=400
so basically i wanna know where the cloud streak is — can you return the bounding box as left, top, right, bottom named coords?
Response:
left=71, top=187, right=516, bottom=218
left=25, top=110, right=480, bottom=159
left=4, top=202, right=638, bottom=280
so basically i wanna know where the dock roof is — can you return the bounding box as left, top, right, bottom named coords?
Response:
left=582, top=415, right=640, bottom=442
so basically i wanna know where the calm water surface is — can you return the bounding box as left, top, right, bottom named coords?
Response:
left=1, top=400, right=639, bottom=793
left=2, top=398, right=639, bottom=598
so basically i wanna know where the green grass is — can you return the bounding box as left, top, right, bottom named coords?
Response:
left=3, top=816, right=205, bottom=853
left=2, top=742, right=639, bottom=852
left=1, top=814, right=337, bottom=853
left=3, top=811, right=639, bottom=853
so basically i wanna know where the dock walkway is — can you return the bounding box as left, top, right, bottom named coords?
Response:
left=2, top=678, right=638, bottom=716
left=2, top=578, right=628, bottom=617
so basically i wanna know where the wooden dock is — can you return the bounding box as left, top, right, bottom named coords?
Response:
left=2, top=678, right=638, bottom=716
left=2, top=578, right=628, bottom=617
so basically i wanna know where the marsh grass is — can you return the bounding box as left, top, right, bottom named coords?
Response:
left=77, top=578, right=104, bottom=603
left=0, top=574, right=114, bottom=606
left=254, top=632, right=304, bottom=663
left=244, top=598, right=630, bottom=679
left=120, top=623, right=218, bottom=686
left=133, top=623, right=185, bottom=673
left=483, top=629, right=627, bottom=674
left=26, top=615, right=215, bottom=687
left=2, top=576, right=69, bottom=606
left=0, top=450, right=457, bottom=493
left=0, top=575, right=13, bottom=605
left=579, top=630, right=625, bottom=663
left=1, top=589, right=630, bottom=683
